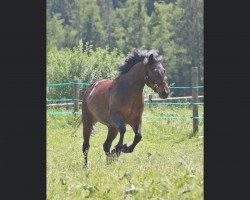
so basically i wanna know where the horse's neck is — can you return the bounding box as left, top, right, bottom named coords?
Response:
left=118, top=62, right=145, bottom=95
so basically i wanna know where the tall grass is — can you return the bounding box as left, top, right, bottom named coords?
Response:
left=47, top=105, right=203, bottom=199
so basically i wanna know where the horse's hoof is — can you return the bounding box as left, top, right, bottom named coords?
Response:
left=110, top=149, right=119, bottom=157
left=111, top=149, right=116, bottom=155
left=113, top=145, right=124, bottom=156
left=116, top=151, right=121, bottom=157
left=122, top=144, right=132, bottom=153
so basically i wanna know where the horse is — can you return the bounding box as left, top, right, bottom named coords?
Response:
left=81, top=49, right=170, bottom=166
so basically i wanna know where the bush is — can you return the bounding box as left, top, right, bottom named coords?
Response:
left=47, top=41, right=125, bottom=100
left=47, top=42, right=167, bottom=101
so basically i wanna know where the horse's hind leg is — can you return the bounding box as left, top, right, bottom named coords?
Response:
left=103, top=126, right=118, bottom=163
left=82, top=123, right=94, bottom=167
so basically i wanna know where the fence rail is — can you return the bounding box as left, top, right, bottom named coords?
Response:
left=144, top=95, right=204, bottom=103
left=47, top=81, right=204, bottom=89
left=47, top=95, right=204, bottom=107
left=47, top=67, right=204, bottom=134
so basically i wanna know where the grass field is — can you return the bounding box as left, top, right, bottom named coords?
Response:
left=47, top=105, right=204, bottom=199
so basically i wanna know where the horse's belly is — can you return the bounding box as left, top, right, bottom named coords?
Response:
left=120, top=104, right=144, bottom=125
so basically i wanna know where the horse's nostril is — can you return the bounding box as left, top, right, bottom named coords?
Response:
left=161, top=91, right=167, bottom=96
left=159, top=91, right=169, bottom=99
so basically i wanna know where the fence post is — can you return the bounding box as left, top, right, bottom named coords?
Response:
left=192, top=67, right=199, bottom=134
left=149, top=95, right=153, bottom=102
left=72, top=81, right=79, bottom=113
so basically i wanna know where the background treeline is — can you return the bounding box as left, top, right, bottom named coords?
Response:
left=47, top=0, right=203, bottom=98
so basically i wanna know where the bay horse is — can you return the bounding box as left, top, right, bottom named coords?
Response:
left=82, top=50, right=170, bottom=166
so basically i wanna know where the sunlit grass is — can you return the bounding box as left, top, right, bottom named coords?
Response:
left=47, top=105, right=203, bottom=199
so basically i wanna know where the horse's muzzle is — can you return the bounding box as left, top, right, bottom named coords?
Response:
left=158, top=83, right=170, bottom=99
left=159, top=91, right=169, bottom=99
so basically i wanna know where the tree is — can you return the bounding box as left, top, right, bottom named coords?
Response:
left=46, top=0, right=204, bottom=96
left=47, top=13, right=66, bottom=50
left=47, top=0, right=74, bottom=25
left=149, top=3, right=187, bottom=94
left=145, top=0, right=154, bottom=16
left=110, top=0, right=149, bottom=54
left=70, top=0, right=105, bottom=49
left=112, top=0, right=127, bottom=9
left=175, top=0, right=204, bottom=87
left=97, top=0, right=114, bottom=48
left=147, top=0, right=203, bottom=96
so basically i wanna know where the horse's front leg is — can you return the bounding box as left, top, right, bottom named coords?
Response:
left=113, top=124, right=126, bottom=156
left=122, top=121, right=142, bottom=153
left=110, top=112, right=126, bottom=156
left=103, top=126, right=118, bottom=163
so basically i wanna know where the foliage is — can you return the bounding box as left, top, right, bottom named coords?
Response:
left=47, top=0, right=204, bottom=97
left=47, top=13, right=66, bottom=51
left=47, top=42, right=124, bottom=99
left=47, top=0, right=74, bottom=24
left=70, top=0, right=106, bottom=49
left=172, top=0, right=204, bottom=95
left=47, top=105, right=204, bottom=199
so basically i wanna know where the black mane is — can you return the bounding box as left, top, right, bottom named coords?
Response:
left=118, top=49, right=163, bottom=76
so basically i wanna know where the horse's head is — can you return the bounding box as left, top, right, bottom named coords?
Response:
left=144, top=53, right=170, bottom=99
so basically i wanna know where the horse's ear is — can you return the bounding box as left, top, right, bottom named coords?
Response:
left=149, top=54, right=154, bottom=62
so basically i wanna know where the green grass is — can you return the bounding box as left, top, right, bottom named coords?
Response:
left=47, top=105, right=203, bottom=199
